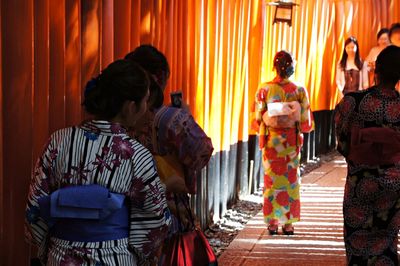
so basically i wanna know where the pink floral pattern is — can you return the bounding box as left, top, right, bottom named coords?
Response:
left=111, top=136, right=135, bottom=160
left=25, top=120, right=170, bottom=265
left=60, top=256, right=84, bottom=266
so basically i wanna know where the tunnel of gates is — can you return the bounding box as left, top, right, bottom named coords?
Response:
left=192, top=110, right=336, bottom=228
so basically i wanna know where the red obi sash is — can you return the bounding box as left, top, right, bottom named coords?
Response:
left=348, top=127, right=400, bottom=165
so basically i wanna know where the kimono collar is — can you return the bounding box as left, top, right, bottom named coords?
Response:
left=272, top=76, right=290, bottom=85
left=80, top=120, right=128, bottom=136
left=376, top=85, right=399, bottom=98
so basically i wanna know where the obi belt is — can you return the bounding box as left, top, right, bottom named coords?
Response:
left=38, top=184, right=128, bottom=242
left=348, top=127, right=400, bottom=165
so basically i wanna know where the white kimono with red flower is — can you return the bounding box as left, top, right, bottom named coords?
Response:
left=25, top=120, right=171, bottom=266
left=253, top=77, right=314, bottom=225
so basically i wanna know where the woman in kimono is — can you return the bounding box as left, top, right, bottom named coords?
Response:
left=125, top=45, right=214, bottom=260
left=335, top=46, right=400, bottom=265
left=25, top=59, right=171, bottom=265
left=365, top=28, right=390, bottom=86
left=336, top=37, right=369, bottom=95
left=253, top=50, right=314, bottom=235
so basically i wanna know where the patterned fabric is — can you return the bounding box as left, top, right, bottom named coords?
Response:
left=137, top=106, right=213, bottom=195
left=135, top=106, right=213, bottom=237
left=253, top=77, right=314, bottom=225
left=336, top=61, right=369, bottom=93
left=335, top=86, right=400, bottom=265
left=25, top=120, right=171, bottom=266
left=46, top=238, right=136, bottom=266
left=344, top=69, right=361, bottom=94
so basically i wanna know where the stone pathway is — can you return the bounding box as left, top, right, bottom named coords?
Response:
left=218, top=156, right=348, bottom=266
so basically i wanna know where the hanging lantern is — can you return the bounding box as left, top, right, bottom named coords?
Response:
left=267, top=0, right=299, bottom=27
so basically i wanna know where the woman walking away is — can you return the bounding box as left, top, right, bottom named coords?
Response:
left=253, top=50, right=314, bottom=235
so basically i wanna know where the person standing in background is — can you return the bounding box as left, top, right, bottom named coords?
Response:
left=365, top=28, right=390, bottom=86
left=336, top=37, right=369, bottom=95
left=390, top=23, right=400, bottom=91
left=253, top=50, right=314, bottom=235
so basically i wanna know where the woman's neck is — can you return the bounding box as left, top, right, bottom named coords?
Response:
left=377, top=81, right=397, bottom=90
left=347, top=55, right=355, bottom=61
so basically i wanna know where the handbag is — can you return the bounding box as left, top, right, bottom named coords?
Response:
left=154, top=154, right=185, bottom=183
left=162, top=195, right=218, bottom=266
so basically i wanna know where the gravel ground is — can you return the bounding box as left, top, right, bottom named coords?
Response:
left=204, top=150, right=340, bottom=257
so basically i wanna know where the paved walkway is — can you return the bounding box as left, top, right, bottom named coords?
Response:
left=219, top=156, right=348, bottom=266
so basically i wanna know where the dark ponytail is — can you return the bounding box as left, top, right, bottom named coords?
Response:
left=83, top=59, right=150, bottom=119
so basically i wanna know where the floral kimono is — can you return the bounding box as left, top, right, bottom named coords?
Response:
left=335, top=86, right=400, bottom=265
left=253, top=77, right=314, bottom=226
left=136, top=106, right=213, bottom=195
left=25, top=120, right=171, bottom=266
left=136, top=106, right=213, bottom=233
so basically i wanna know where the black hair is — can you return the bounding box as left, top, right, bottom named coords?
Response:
left=83, top=59, right=150, bottom=119
left=125, top=45, right=169, bottom=109
left=339, top=37, right=363, bottom=71
left=389, top=23, right=400, bottom=38
left=148, top=77, right=164, bottom=109
left=124, top=44, right=170, bottom=81
left=375, top=45, right=400, bottom=85
left=377, top=28, right=389, bottom=40
left=273, top=50, right=295, bottom=78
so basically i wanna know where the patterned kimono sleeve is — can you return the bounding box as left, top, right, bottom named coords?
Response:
left=160, top=109, right=213, bottom=194
left=298, top=86, right=315, bottom=133
left=174, top=110, right=213, bottom=173
left=25, top=136, right=57, bottom=263
left=334, top=95, right=356, bottom=157
left=253, top=87, right=268, bottom=149
left=128, top=147, right=171, bottom=262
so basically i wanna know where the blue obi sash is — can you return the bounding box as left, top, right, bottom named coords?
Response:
left=38, top=184, right=129, bottom=242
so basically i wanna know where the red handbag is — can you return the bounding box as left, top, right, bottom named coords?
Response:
left=162, top=195, right=218, bottom=266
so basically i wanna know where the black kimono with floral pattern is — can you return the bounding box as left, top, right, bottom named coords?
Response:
left=335, top=86, right=400, bottom=265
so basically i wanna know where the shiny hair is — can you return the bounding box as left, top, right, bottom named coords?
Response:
left=273, top=50, right=295, bottom=78
left=125, top=45, right=169, bottom=109
left=375, top=45, right=400, bottom=85
left=83, top=60, right=150, bottom=119
left=339, top=37, right=363, bottom=71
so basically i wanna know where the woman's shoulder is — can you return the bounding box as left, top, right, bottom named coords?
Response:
left=367, top=46, right=380, bottom=58
left=49, top=126, right=78, bottom=144
left=344, top=86, right=377, bottom=100
left=129, top=137, right=152, bottom=157
left=258, top=81, right=271, bottom=89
